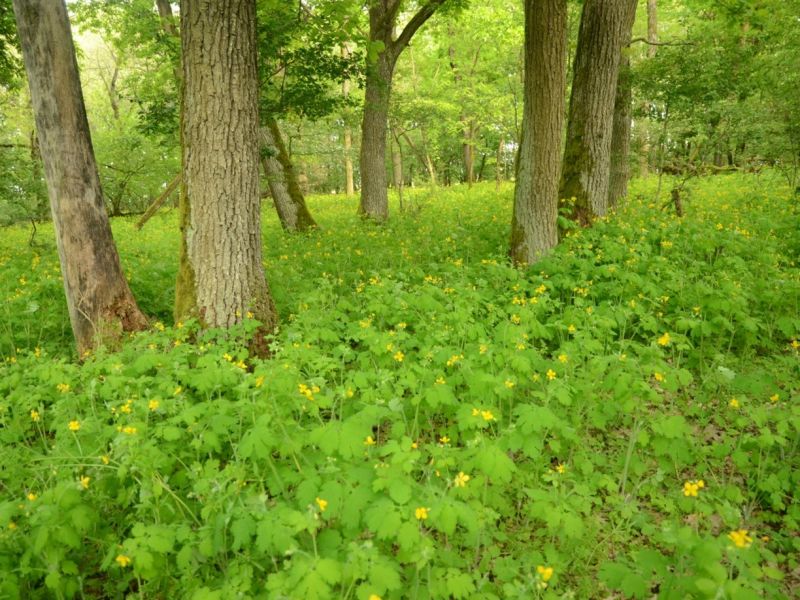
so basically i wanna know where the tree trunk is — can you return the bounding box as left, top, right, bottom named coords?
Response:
left=263, top=118, right=317, bottom=231
left=607, top=37, right=633, bottom=209
left=495, top=136, right=504, bottom=191
left=647, top=0, right=658, bottom=58
left=390, top=125, right=404, bottom=210
left=359, top=50, right=394, bottom=221
left=13, top=0, right=147, bottom=355
left=260, top=125, right=315, bottom=232
left=344, top=123, right=355, bottom=196
left=155, top=0, right=181, bottom=82
left=558, top=0, right=637, bottom=228
left=640, top=0, right=658, bottom=176
left=510, top=0, right=568, bottom=265
left=175, top=0, right=277, bottom=344
left=358, top=0, right=446, bottom=221
left=342, top=45, right=355, bottom=196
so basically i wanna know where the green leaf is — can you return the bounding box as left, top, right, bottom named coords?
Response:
left=315, top=558, right=341, bottom=585
left=388, top=478, right=412, bottom=505
left=230, top=515, right=256, bottom=550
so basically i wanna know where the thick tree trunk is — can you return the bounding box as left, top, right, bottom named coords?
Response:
left=358, top=0, right=446, bottom=221
left=510, top=0, right=568, bottom=265
left=175, top=0, right=277, bottom=342
left=558, top=0, right=637, bottom=227
left=607, top=38, right=633, bottom=209
left=13, top=0, right=147, bottom=355
left=359, top=50, right=394, bottom=221
left=263, top=118, right=317, bottom=231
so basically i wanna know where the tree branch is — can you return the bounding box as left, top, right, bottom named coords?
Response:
left=630, top=37, right=694, bottom=47
left=392, top=0, right=447, bottom=58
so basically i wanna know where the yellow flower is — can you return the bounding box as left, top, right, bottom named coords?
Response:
left=471, top=408, right=480, bottom=416
left=439, top=435, right=450, bottom=444
left=148, top=399, right=160, bottom=411
left=435, top=375, right=446, bottom=385
left=414, top=506, right=430, bottom=520
left=557, top=354, right=568, bottom=363
left=122, top=426, right=137, bottom=435
left=510, top=314, right=521, bottom=325
left=393, top=350, right=405, bottom=362
left=567, top=324, right=576, bottom=334
left=79, top=476, right=90, bottom=490
left=369, top=595, right=382, bottom=600
left=222, top=353, right=233, bottom=362
left=255, top=376, right=265, bottom=387
left=654, top=372, right=664, bottom=382
left=537, top=565, right=554, bottom=582
left=479, top=344, right=488, bottom=354
left=683, top=480, right=704, bottom=497
left=101, top=455, right=110, bottom=465
left=791, top=340, right=800, bottom=350
left=546, top=369, right=556, bottom=381
left=27, top=492, right=37, bottom=501
left=364, top=436, right=376, bottom=446
left=504, top=379, right=515, bottom=389
left=57, top=383, right=71, bottom=393
left=481, top=410, right=495, bottom=422
left=729, top=398, right=740, bottom=409
left=30, top=409, right=40, bottom=422
left=769, top=393, right=779, bottom=403
left=657, top=332, right=671, bottom=346
left=453, top=471, right=470, bottom=488
left=727, top=529, right=752, bottom=549
left=173, top=386, right=182, bottom=395
left=315, top=497, right=328, bottom=512
left=446, top=354, right=463, bottom=367
left=68, top=420, right=81, bottom=432
left=115, top=554, right=132, bottom=567
left=555, top=463, right=566, bottom=474
left=716, top=223, right=724, bottom=231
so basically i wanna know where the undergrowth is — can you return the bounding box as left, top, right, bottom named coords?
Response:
left=0, top=174, right=798, bottom=599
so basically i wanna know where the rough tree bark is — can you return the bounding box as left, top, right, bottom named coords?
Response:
left=12, top=0, right=148, bottom=355
left=607, top=35, right=633, bottom=209
left=509, top=0, right=568, bottom=265
left=175, top=0, right=277, bottom=343
left=359, top=0, right=446, bottom=221
left=260, top=121, right=317, bottom=232
left=558, top=0, right=638, bottom=227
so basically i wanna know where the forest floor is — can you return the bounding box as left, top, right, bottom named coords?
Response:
left=0, top=174, right=798, bottom=599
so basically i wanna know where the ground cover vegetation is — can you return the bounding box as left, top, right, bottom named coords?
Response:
left=1, top=0, right=800, bottom=597
left=1, top=174, right=799, bottom=598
